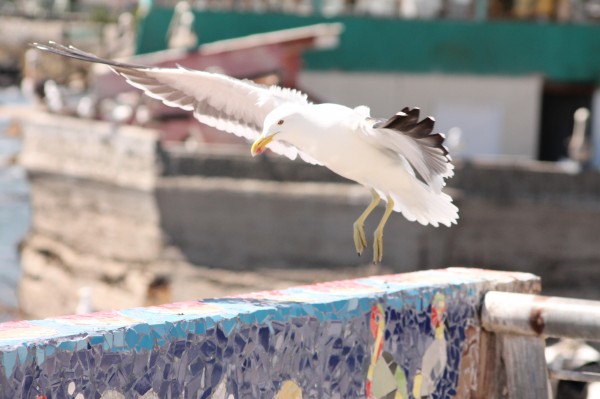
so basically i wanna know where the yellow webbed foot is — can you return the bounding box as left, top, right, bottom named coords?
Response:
left=373, top=227, right=384, bottom=264
left=353, top=189, right=380, bottom=257
left=353, top=221, right=368, bottom=256
left=372, top=195, right=394, bottom=264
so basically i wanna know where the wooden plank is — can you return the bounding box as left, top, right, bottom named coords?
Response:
left=501, top=334, right=550, bottom=399
left=475, top=330, right=509, bottom=399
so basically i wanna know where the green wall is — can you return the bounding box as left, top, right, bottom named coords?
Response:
left=137, top=9, right=600, bottom=83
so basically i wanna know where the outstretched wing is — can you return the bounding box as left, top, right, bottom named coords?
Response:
left=33, top=42, right=318, bottom=163
left=369, top=107, right=454, bottom=193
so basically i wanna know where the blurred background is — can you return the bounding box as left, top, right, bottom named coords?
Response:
left=0, top=0, right=599, bottom=325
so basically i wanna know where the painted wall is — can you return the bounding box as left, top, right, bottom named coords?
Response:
left=0, top=268, right=539, bottom=399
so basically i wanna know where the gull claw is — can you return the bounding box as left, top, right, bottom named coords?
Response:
left=373, top=228, right=384, bottom=264
left=353, top=189, right=381, bottom=260
left=353, top=222, right=368, bottom=256
left=372, top=194, right=394, bottom=264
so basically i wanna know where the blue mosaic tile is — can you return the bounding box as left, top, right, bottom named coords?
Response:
left=0, top=269, right=538, bottom=398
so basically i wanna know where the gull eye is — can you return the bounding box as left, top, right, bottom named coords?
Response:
left=277, top=119, right=284, bottom=125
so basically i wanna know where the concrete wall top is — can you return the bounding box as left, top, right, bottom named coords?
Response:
left=0, top=268, right=539, bottom=398
left=18, top=112, right=160, bottom=191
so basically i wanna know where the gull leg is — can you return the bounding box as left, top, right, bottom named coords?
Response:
left=373, top=195, right=395, bottom=264
left=353, top=189, right=380, bottom=256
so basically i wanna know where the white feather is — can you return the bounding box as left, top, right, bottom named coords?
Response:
left=34, top=42, right=457, bottom=227
left=113, top=67, right=308, bottom=145
left=116, top=67, right=323, bottom=163
left=368, top=127, right=454, bottom=193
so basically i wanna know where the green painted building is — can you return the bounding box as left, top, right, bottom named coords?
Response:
left=138, top=9, right=600, bottom=84
left=136, top=6, right=600, bottom=164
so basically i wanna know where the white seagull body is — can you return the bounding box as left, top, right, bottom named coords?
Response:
left=34, top=42, right=458, bottom=263
left=267, top=103, right=457, bottom=226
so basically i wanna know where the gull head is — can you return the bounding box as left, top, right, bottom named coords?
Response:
left=251, top=105, right=307, bottom=156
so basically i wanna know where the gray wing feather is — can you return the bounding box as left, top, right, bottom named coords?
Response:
left=371, top=107, right=454, bottom=192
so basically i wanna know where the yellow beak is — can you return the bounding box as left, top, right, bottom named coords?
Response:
left=250, top=135, right=274, bottom=156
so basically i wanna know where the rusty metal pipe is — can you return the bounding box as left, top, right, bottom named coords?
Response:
left=482, top=291, right=600, bottom=341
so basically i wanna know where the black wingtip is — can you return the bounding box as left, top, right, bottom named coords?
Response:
left=377, top=107, right=425, bottom=132
left=399, top=106, right=419, bottom=123
left=377, top=107, right=452, bottom=162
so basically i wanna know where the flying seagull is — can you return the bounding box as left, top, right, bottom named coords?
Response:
left=33, top=42, right=458, bottom=263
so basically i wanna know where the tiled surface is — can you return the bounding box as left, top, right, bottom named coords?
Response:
left=0, top=268, right=538, bottom=398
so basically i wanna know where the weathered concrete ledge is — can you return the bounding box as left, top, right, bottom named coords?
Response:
left=0, top=268, right=539, bottom=399
left=155, top=176, right=458, bottom=270
left=19, top=113, right=161, bottom=191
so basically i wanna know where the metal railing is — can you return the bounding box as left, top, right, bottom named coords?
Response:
left=482, top=291, right=600, bottom=398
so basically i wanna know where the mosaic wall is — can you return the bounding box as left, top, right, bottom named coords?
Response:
left=0, top=268, right=536, bottom=399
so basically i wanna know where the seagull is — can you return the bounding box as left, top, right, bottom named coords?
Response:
left=33, top=42, right=458, bottom=263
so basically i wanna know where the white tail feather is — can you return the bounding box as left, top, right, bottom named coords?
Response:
left=385, top=179, right=458, bottom=227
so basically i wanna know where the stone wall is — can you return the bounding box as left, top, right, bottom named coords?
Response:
left=159, top=151, right=600, bottom=299
left=15, top=111, right=600, bottom=319
left=16, top=114, right=381, bottom=318
left=19, top=172, right=163, bottom=315
left=155, top=176, right=452, bottom=271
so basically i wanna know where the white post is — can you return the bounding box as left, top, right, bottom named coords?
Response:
left=591, top=87, right=600, bottom=168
